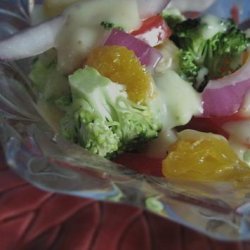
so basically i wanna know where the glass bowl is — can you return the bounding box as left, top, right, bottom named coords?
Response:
left=1, top=0, right=250, bottom=241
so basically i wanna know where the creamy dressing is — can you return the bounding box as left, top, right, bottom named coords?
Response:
left=154, top=69, right=203, bottom=129
left=155, top=39, right=180, bottom=73
left=145, top=70, right=203, bottom=158
left=196, top=67, right=208, bottom=86
left=145, top=126, right=177, bottom=158
left=55, top=0, right=141, bottom=73
left=201, top=15, right=227, bottom=40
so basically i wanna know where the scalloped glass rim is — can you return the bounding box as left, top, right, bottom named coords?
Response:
left=1, top=0, right=250, bottom=241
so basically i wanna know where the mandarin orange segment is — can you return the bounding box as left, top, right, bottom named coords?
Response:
left=86, top=45, right=153, bottom=104
left=162, top=131, right=250, bottom=182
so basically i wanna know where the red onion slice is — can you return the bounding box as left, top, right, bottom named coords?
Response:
left=202, top=79, right=250, bottom=117
left=136, top=0, right=171, bottom=19
left=0, top=15, right=65, bottom=60
left=104, top=29, right=162, bottom=70
left=201, top=57, right=250, bottom=117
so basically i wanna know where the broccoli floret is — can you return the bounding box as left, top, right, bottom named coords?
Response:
left=60, top=66, right=162, bottom=158
left=169, top=15, right=250, bottom=91
left=55, top=95, right=72, bottom=111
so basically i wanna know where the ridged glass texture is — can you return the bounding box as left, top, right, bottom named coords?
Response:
left=1, top=0, right=250, bottom=241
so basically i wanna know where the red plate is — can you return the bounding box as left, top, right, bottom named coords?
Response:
left=0, top=149, right=247, bottom=250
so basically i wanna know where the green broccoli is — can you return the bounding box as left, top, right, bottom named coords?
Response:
left=60, top=66, right=163, bottom=158
left=169, top=15, right=250, bottom=91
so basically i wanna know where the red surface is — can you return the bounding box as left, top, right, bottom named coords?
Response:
left=0, top=148, right=249, bottom=250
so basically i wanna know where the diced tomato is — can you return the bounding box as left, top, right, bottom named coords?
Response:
left=180, top=113, right=248, bottom=139
left=180, top=117, right=229, bottom=138
left=131, top=15, right=172, bottom=47
left=114, top=153, right=163, bottom=177
left=231, top=4, right=240, bottom=24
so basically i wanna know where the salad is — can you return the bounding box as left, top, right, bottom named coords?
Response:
left=1, top=0, right=250, bottom=184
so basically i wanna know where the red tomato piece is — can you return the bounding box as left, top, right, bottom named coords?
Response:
left=114, top=153, right=163, bottom=177
left=180, top=113, right=248, bottom=139
left=231, top=4, right=240, bottom=24
left=131, top=15, right=172, bottom=47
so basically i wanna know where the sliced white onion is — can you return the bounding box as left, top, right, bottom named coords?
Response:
left=136, top=0, right=170, bottom=19
left=0, top=15, right=65, bottom=60
left=201, top=57, right=250, bottom=117
left=104, top=29, right=162, bottom=70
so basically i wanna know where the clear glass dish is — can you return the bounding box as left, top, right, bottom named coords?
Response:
left=1, top=0, right=250, bottom=241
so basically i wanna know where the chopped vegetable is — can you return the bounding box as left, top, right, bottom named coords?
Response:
left=131, top=15, right=172, bottom=47
left=60, top=66, right=163, bottom=158
left=201, top=54, right=250, bottom=117
left=104, top=29, right=162, bottom=71
left=86, top=45, right=154, bottom=104
left=162, top=130, right=250, bottom=182
left=168, top=14, right=250, bottom=90
left=202, top=78, right=250, bottom=117
left=0, top=15, right=65, bottom=60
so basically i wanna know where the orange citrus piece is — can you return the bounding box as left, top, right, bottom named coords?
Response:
left=86, top=45, right=153, bottom=104
left=162, top=130, right=250, bottom=182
